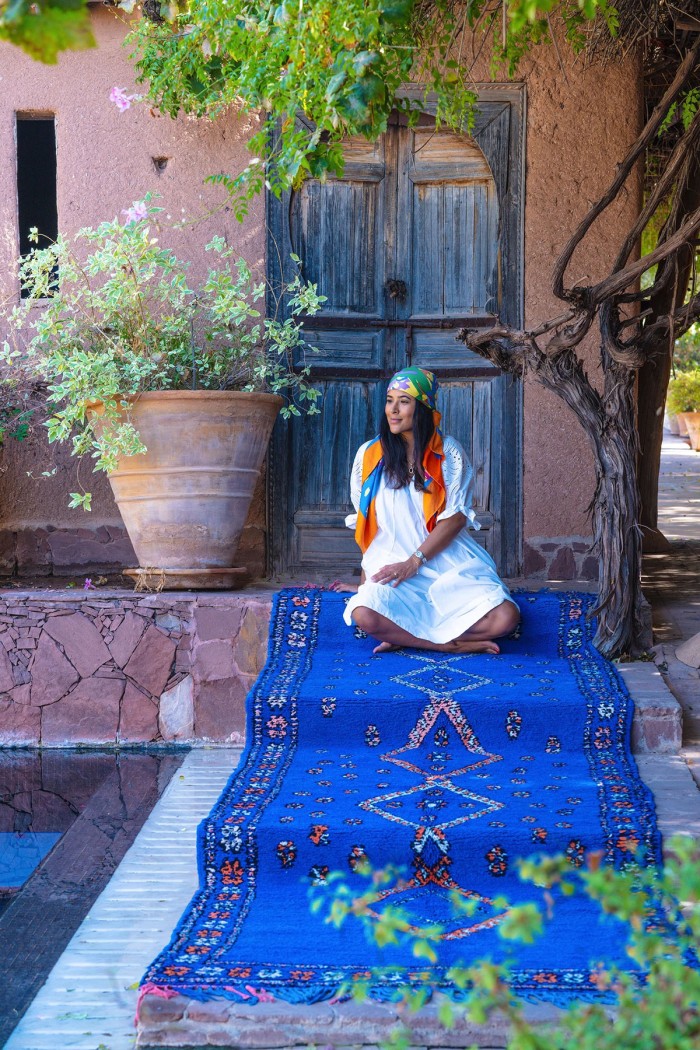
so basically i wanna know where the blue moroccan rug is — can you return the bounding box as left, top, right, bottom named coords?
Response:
left=141, top=589, right=661, bottom=1004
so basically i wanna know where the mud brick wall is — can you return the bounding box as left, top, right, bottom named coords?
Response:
left=0, top=591, right=273, bottom=747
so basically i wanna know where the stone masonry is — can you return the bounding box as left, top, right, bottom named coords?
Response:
left=523, top=535, right=598, bottom=581
left=0, top=589, right=273, bottom=747
left=0, top=525, right=136, bottom=577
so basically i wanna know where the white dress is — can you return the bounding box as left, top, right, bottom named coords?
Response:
left=342, top=435, right=512, bottom=644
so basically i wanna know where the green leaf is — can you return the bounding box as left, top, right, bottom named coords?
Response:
left=411, top=939, right=438, bottom=963
left=0, top=1, right=95, bottom=63
left=68, top=492, right=92, bottom=511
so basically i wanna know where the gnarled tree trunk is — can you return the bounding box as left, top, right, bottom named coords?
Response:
left=590, top=361, right=646, bottom=656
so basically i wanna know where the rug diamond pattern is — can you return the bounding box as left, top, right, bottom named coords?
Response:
left=359, top=778, right=504, bottom=830
left=389, top=653, right=493, bottom=699
left=140, top=590, right=664, bottom=1008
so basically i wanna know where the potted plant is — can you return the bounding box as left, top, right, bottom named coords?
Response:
left=667, top=369, right=700, bottom=451
left=1, top=197, right=324, bottom=587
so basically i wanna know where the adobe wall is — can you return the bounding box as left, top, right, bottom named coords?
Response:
left=0, top=6, right=267, bottom=578
left=517, top=46, right=643, bottom=580
left=0, top=12, right=643, bottom=582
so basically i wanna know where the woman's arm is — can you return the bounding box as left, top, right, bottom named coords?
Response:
left=371, top=513, right=466, bottom=586
left=332, top=449, right=368, bottom=592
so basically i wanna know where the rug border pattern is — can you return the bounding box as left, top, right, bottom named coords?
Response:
left=141, top=589, right=662, bottom=1006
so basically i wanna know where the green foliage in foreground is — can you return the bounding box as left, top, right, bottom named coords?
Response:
left=311, top=837, right=700, bottom=1050
left=0, top=0, right=94, bottom=62
left=0, top=197, right=324, bottom=506
left=127, top=0, right=619, bottom=217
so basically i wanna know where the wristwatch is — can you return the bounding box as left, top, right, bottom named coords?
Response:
left=412, top=549, right=428, bottom=566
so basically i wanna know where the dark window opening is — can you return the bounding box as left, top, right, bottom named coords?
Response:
left=16, top=115, right=58, bottom=292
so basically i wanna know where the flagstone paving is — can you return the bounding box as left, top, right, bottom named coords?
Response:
left=643, top=432, right=700, bottom=742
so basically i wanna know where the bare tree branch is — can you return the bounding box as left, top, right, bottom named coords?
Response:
left=611, top=108, right=700, bottom=275
left=588, top=202, right=700, bottom=304
left=551, top=39, right=700, bottom=302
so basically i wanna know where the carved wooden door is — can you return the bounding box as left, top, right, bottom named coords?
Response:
left=268, top=87, right=524, bottom=577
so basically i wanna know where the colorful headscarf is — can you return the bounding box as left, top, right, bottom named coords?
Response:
left=387, top=367, right=438, bottom=407
left=386, top=367, right=441, bottom=428
left=354, top=368, right=446, bottom=553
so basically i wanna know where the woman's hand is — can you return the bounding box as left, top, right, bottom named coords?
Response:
left=372, top=557, right=419, bottom=587
left=329, top=580, right=359, bottom=593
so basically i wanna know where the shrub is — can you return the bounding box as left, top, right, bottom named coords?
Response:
left=667, top=369, right=700, bottom=415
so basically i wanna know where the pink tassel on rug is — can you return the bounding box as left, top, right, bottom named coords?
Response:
left=135, top=982, right=179, bottom=1024
left=245, top=985, right=276, bottom=1002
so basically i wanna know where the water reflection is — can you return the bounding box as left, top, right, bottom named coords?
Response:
left=0, top=752, right=117, bottom=912
left=0, top=749, right=186, bottom=1041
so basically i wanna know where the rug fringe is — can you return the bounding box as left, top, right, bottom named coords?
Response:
left=135, top=981, right=181, bottom=1023
left=140, top=979, right=619, bottom=1010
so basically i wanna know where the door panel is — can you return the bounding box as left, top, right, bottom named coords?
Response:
left=289, top=380, right=386, bottom=569
left=268, top=87, right=525, bottom=577
left=293, top=179, right=383, bottom=313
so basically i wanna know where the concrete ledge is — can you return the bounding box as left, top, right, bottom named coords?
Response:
left=617, top=663, right=683, bottom=754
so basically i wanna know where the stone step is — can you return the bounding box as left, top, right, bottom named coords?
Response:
left=0, top=588, right=685, bottom=753
left=618, top=662, right=683, bottom=754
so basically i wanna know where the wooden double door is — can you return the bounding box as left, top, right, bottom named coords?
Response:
left=267, top=86, right=525, bottom=578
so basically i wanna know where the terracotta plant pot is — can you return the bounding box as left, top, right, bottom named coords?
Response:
left=90, top=390, right=282, bottom=588
left=677, top=412, right=691, bottom=437
left=665, top=413, right=681, bottom=436
left=684, top=412, right=700, bottom=452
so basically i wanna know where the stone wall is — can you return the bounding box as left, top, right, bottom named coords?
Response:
left=523, top=536, right=599, bottom=582
left=0, top=525, right=136, bottom=578
left=0, top=589, right=273, bottom=747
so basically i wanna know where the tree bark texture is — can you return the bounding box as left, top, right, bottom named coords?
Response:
left=591, top=362, right=646, bottom=656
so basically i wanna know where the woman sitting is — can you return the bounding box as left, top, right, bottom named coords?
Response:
left=335, top=366, right=520, bottom=655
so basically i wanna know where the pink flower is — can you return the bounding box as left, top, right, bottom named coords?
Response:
left=83, top=577, right=95, bottom=590
left=122, top=200, right=149, bottom=224
left=110, top=86, right=136, bottom=112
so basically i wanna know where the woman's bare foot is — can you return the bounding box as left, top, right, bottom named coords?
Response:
left=442, top=638, right=500, bottom=655
left=372, top=638, right=498, bottom=655
left=353, top=608, right=503, bottom=656
left=373, top=641, right=401, bottom=654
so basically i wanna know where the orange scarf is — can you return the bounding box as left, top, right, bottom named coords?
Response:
left=354, top=432, right=446, bottom=553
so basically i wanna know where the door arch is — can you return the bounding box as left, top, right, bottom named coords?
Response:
left=267, top=85, right=525, bottom=577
